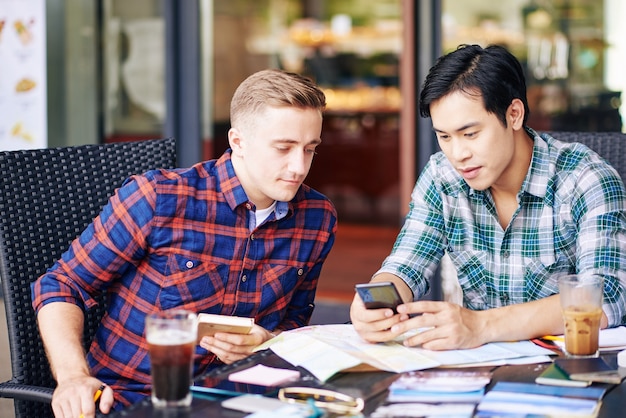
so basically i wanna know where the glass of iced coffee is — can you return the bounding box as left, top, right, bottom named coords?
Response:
left=558, top=274, right=604, bottom=358
left=145, top=310, right=197, bottom=407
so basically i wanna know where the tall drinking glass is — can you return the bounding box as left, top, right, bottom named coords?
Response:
left=146, top=310, right=197, bottom=407
left=558, top=274, right=604, bottom=358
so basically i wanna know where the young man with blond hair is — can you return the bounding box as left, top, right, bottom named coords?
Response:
left=32, top=69, right=337, bottom=416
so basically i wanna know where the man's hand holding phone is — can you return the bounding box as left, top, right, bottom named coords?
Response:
left=197, top=314, right=275, bottom=365
left=351, top=281, right=409, bottom=344
left=355, top=281, right=404, bottom=313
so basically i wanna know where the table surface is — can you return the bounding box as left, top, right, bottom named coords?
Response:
left=107, top=349, right=626, bottom=418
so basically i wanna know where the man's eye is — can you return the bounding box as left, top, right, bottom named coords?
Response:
left=305, top=148, right=318, bottom=155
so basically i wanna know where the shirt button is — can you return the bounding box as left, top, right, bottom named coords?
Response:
left=185, top=261, right=194, bottom=269
left=501, top=293, right=509, bottom=304
left=241, top=275, right=247, bottom=282
left=250, top=234, right=255, bottom=240
left=297, top=268, right=304, bottom=276
left=246, top=203, right=252, bottom=210
left=502, top=251, right=510, bottom=259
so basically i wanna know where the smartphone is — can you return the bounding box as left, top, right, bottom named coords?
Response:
left=553, top=357, right=624, bottom=384
left=554, top=357, right=614, bottom=377
left=197, top=313, right=254, bottom=341
left=355, top=281, right=403, bottom=313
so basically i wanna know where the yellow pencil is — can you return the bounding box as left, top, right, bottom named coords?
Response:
left=541, top=335, right=565, bottom=342
left=93, top=384, right=105, bottom=402
left=78, top=384, right=106, bottom=418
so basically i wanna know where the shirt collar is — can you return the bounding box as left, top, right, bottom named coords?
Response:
left=213, top=149, right=290, bottom=220
left=520, top=127, right=552, bottom=199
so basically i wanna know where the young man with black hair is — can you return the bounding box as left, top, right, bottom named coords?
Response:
left=351, top=44, right=626, bottom=350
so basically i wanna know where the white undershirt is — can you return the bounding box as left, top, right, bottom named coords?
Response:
left=253, top=201, right=277, bottom=228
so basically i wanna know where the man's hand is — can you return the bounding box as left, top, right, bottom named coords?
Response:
left=350, top=292, right=407, bottom=343
left=51, top=376, right=114, bottom=418
left=350, top=284, right=486, bottom=349
left=198, top=324, right=276, bottom=364
left=350, top=271, right=571, bottom=350
left=392, top=300, right=487, bottom=350
left=385, top=295, right=567, bottom=350
left=37, top=302, right=115, bottom=417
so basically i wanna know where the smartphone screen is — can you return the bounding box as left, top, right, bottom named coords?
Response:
left=554, top=357, right=614, bottom=376
left=355, top=281, right=403, bottom=313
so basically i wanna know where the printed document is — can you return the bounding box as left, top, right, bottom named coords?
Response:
left=256, top=324, right=554, bottom=381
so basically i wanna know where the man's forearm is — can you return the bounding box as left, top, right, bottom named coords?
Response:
left=479, top=294, right=566, bottom=343
left=37, top=302, right=91, bottom=383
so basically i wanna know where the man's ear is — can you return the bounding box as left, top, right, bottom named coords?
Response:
left=508, top=99, right=525, bottom=130
left=228, top=128, right=244, bottom=155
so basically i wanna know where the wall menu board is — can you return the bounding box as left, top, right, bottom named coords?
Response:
left=0, top=0, right=46, bottom=151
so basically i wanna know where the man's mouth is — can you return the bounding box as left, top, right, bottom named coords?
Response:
left=459, top=166, right=481, bottom=180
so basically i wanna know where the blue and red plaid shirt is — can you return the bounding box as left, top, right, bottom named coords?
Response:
left=31, top=149, right=337, bottom=409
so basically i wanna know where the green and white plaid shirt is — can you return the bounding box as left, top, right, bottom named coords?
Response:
left=379, top=129, right=626, bottom=326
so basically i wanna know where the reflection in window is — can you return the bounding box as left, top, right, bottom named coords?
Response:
left=102, top=0, right=165, bottom=142
left=443, top=0, right=623, bottom=132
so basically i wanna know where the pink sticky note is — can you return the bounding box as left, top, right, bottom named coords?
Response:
left=228, top=364, right=300, bottom=386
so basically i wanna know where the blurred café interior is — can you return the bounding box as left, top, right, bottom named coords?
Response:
left=0, top=2, right=624, bottom=416
left=5, top=0, right=626, bottom=302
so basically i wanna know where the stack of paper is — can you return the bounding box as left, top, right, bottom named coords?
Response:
left=371, top=403, right=476, bottom=417
left=546, top=326, right=626, bottom=352
left=387, top=370, right=492, bottom=403
left=475, top=382, right=606, bottom=418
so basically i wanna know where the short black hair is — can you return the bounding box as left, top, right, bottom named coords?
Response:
left=419, top=44, right=529, bottom=127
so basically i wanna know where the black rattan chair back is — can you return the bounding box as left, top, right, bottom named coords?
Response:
left=0, top=138, right=177, bottom=418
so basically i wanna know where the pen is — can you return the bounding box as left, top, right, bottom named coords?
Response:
left=78, top=384, right=106, bottom=418
left=541, top=335, right=565, bottom=342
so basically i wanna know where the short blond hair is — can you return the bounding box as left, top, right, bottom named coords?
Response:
left=230, top=69, right=326, bottom=132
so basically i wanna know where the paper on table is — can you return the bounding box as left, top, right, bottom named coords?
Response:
left=258, top=330, right=440, bottom=381
left=476, top=381, right=605, bottom=418
left=371, top=402, right=475, bottom=418
left=228, top=364, right=300, bottom=386
left=256, top=324, right=554, bottom=382
left=422, top=340, right=552, bottom=367
left=549, top=326, right=626, bottom=352
left=599, top=326, right=626, bottom=349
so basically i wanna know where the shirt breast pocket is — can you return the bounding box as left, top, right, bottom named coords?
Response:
left=446, top=250, right=493, bottom=309
left=158, top=254, right=227, bottom=311
left=523, top=256, right=570, bottom=301
left=258, top=263, right=308, bottom=311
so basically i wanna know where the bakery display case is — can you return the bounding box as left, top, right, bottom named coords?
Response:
left=212, top=0, right=404, bottom=225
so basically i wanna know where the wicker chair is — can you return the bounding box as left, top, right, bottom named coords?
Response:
left=439, top=131, right=626, bottom=304
left=0, top=138, right=177, bottom=418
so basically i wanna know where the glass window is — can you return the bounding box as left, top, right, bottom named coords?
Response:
left=204, top=0, right=403, bottom=225
left=101, top=0, right=165, bottom=142
left=443, top=0, right=624, bottom=132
